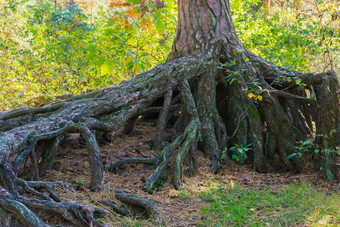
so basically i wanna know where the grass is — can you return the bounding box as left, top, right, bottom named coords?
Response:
left=196, top=181, right=340, bottom=226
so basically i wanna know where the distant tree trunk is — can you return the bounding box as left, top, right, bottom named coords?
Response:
left=263, top=0, right=271, bottom=19
left=155, top=0, right=165, bottom=9
left=0, top=0, right=338, bottom=225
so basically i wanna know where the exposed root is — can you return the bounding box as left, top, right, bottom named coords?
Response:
left=114, top=189, right=162, bottom=224
left=0, top=120, right=22, bottom=132
left=39, top=136, right=62, bottom=176
left=107, top=157, right=160, bottom=173
left=0, top=177, right=107, bottom=226
left=17, top=196, right=108, bottom=226
left=0, top=48, right=338, bottom=226
left=97, top=199, right=130, bottom=216
left=155, top=87, right=173, bottom=151
left=99, top=190, right=161, bottom=223
left=144, top=132, right=186, bottom=193
left=173, top=119, right=200, bottom=189
left=314, top=72, right=338, bottom=180
left=0, top=104, right=64, bottom=122
left=16, top=178, right=75, bottom=202
left=196, top=67, right=222, bottom=173
left=13, top=122, right=103, bottom=191
left=0, top=186, right=48, bottom=227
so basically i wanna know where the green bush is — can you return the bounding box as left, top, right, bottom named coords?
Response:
left=0, top=0, right=338, bottom=110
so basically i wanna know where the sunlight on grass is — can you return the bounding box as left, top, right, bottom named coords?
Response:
left=181, top=180, right=340, bottom=226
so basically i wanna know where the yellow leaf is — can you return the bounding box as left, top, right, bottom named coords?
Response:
left=253, top=68, right=257, bottom=74
left=146, top=20, right=151, bottom=31
left=120, top=19, right=130, bottom=28
left=256, top=95, right=263, bottom=101
left=101, top=62, right=111, bottom=76
left=248, top=93, right=254, bottom=99
left=126, top=8, right=140, bottom=18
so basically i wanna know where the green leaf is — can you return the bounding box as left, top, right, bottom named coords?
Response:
left=127, top=0, right=140, bottom=4
left=232, top=154, right=239, bottom=161
left=155, top=19, right=165, bottom=33
left=288, top=153, right=297, bottom=159
left=86, top=44, right=97, bottom=61
left=229, top=147, right=236, bottom=152
left=329, top=129, right=336, bottom=136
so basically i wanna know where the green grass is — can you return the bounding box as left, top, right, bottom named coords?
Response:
left=198, top=182, right=340, bottom=226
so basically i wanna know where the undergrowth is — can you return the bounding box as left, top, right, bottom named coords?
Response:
left=197, top=181, right=340, bottom=226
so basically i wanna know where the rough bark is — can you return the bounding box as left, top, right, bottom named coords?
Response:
left=0, top=0, right=338, bottom=225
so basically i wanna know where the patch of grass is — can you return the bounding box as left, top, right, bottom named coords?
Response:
left=198, top=182, right=340, bottom=226
left=116, top=217, right=165, bottom=227
left=177, top=190, right=193, bottom=202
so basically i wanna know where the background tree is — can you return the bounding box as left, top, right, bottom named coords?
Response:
left=0, top=0, right=338, bottom=225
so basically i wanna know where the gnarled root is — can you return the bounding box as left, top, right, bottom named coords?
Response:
left=114, top=189, right=161, bottom=224
left=0, top=175, right=107, bottom=226
left=0, top=51, right=338, bottom=226
left=98, top=189, right=162, bottom=224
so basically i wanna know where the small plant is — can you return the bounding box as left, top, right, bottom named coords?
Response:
left=288, top=140, right=314, bottom=159
left=221, top=147, right=227, bottom=160
left=230, top=144, right=251, bottom=162
left=288, top=129, right=339, bottom=159
left=75, top=177, right=84, bottom=185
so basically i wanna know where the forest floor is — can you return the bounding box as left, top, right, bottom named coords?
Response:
left=41, top=122, right=340, bottom=226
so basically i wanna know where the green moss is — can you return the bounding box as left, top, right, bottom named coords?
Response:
left=247, top=104, right=260, bottom=121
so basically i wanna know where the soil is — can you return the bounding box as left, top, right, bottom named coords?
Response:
left=42, top=122, right=339, bottom=226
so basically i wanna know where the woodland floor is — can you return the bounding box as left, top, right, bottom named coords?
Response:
left=40, top=121, right=339, bottom=226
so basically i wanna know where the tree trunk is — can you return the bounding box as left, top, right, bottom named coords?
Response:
left=0, top=0, right=338, bottom=225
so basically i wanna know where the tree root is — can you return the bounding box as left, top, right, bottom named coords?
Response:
left=16, top=178, right=75, bottom=202
left=0, top=187, right=48, bottom=227
left=17, top=196, right=108, bottom=226
left=98, top=189, right=161, bottom=223
left=13, top=122, right=103, bottom=191
left=0, top=180, right=108, bottom=226
left=114, top=189, right=162, bottom=224
left=107, top=157, right=160, bottom=173
left=173, top=119, right=200, bottom=189
left=0, top=49, right=338, bottom=226
left=144, top=132, right=186, bottom=193
left=155, top=87, right=173, bottom=151
left=97, top=199, right=130, bottom=216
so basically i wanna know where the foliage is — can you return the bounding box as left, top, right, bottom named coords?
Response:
left=199, top=181, right=340, bottom=226
left=0, top=0, right=339, bottom=110
left=0, top=0, right=177, bottom=110
left=231, top=0, right=340, bottom=73
left=288, top=130, right=340, bottom=160
left=229, top=143, right=251, bottom=162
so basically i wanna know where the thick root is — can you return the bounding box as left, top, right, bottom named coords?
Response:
left=0, top=50, right=338, bottom=226
left=173, top=119, right=200, bottom=189
left=107, top=157, right=160, bottom=173
left=114, top=189, right=162, bottom=224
